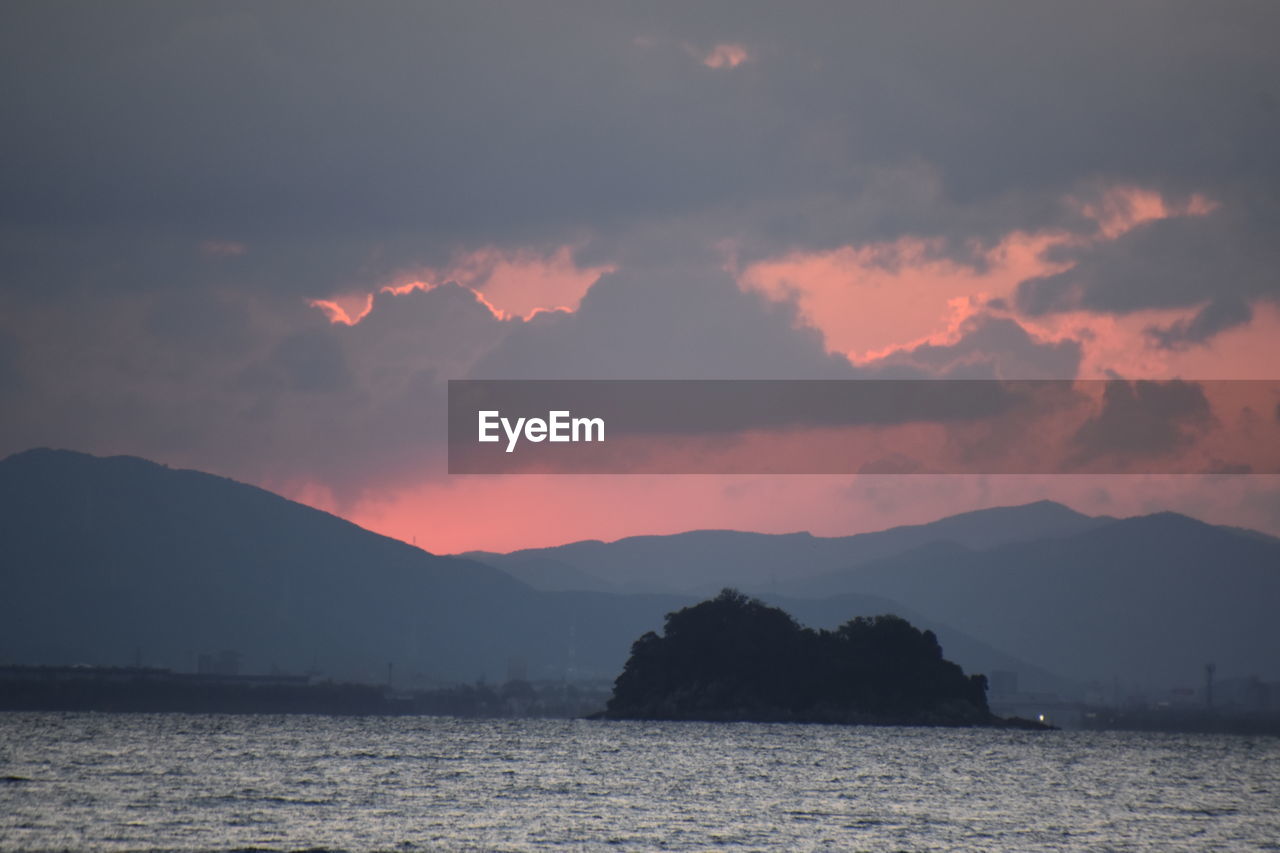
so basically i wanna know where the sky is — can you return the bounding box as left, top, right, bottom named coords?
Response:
left=2, top=1, right=1279, bottom=552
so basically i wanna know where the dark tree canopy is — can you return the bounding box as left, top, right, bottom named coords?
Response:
left=605, top=589, right=992, bottom=726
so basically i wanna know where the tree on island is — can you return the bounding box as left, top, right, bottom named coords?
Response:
left=604, top=589, right=995, bottom=726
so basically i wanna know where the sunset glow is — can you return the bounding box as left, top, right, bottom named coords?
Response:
left=3, top=4, right=1276, bottom=559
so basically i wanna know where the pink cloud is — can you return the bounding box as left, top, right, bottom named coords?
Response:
left=308, top=293, right=374, bottom=326
left=739, top=186, right=1235, bottom=380
left=740, top=231, right=1074, bottom=361
left=422, top=245, right=612, bottom=320
left=700, top=43, right=750, bottom=69
left=267, top=190, right=1278, bottom=554
left=309, top=245, right=611, bottom=326
left=1073, top=185, right=1218, bottom=239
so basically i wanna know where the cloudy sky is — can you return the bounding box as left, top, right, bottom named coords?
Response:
left=3, top=1, right=1279, bottom=550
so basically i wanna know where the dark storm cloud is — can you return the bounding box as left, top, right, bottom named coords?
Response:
left=0, top=226, right=552, bottom=496
left=2, top=0, right=1279, bottom=493
left=352, top=283, right=513, bottom=376
left=4, top=1, right=1280, bottom=302
left=470, top=263, right=857, bottom=380
left=1016, top=207, right=1280, bottom=320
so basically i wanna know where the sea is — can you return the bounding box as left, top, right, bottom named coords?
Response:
left=1, top=712, right=1277, bottom=851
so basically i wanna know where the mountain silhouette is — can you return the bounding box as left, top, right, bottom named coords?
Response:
left=6, top=448, right=1265, bottom=696
left=462, top=500, right=1106, bottom=594
left=779, top=512, right=1280, bottom=689
left=0, top=449, right=671, bottom=682
left=464, top=496, right=1280, bottom=693
left=0, top=448, right=1035, bottom=688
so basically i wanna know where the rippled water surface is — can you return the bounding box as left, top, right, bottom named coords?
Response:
left=1, top=712, right=1278, bottom=851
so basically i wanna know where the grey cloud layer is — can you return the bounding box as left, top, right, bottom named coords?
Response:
left=2, top=1, right=1279, bottom=495
left=4, top=1, right=1279, bottom=297
left=469, top=264, right=854, bottom=380
left=1017, top=207, right=1280, bottom=319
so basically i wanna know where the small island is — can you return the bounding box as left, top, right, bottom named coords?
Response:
left=603, top=589, right=1044, bottom=728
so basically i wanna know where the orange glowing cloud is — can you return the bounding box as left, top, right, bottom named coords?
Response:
left=741, top=230, right=1073, bottom=360
left=422, top=245, right=613, bottom=320
left=1032, top=302, right=1280, bottom=381
left=310, top=245, right=612, bottom=327
left=700, top=43, right=750, bottom=69
left=739, top=186, right=1224, bottom=375
left=282, top=187, right=1274, bottom=558
left=308, top=293, right=375, bottom=326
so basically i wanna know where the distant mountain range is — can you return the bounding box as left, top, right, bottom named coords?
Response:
left=466, top=498, right=1280, bottom=692
left=0, top=449, right=1064, bottom=691
left=775, top=513, right=1280, bottom=688
left=462, top=500, right=1110, bottom=595
left=3, top=448, right=1277, bottom=696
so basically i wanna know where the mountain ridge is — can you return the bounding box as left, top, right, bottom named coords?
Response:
left=461, top=499, right=1109, bottom=595
left=5, top=447, right=1274, bottom=695
left=777, top=511, right=1280, bottom=688
left=0, top=448, right=1051, bottom=691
